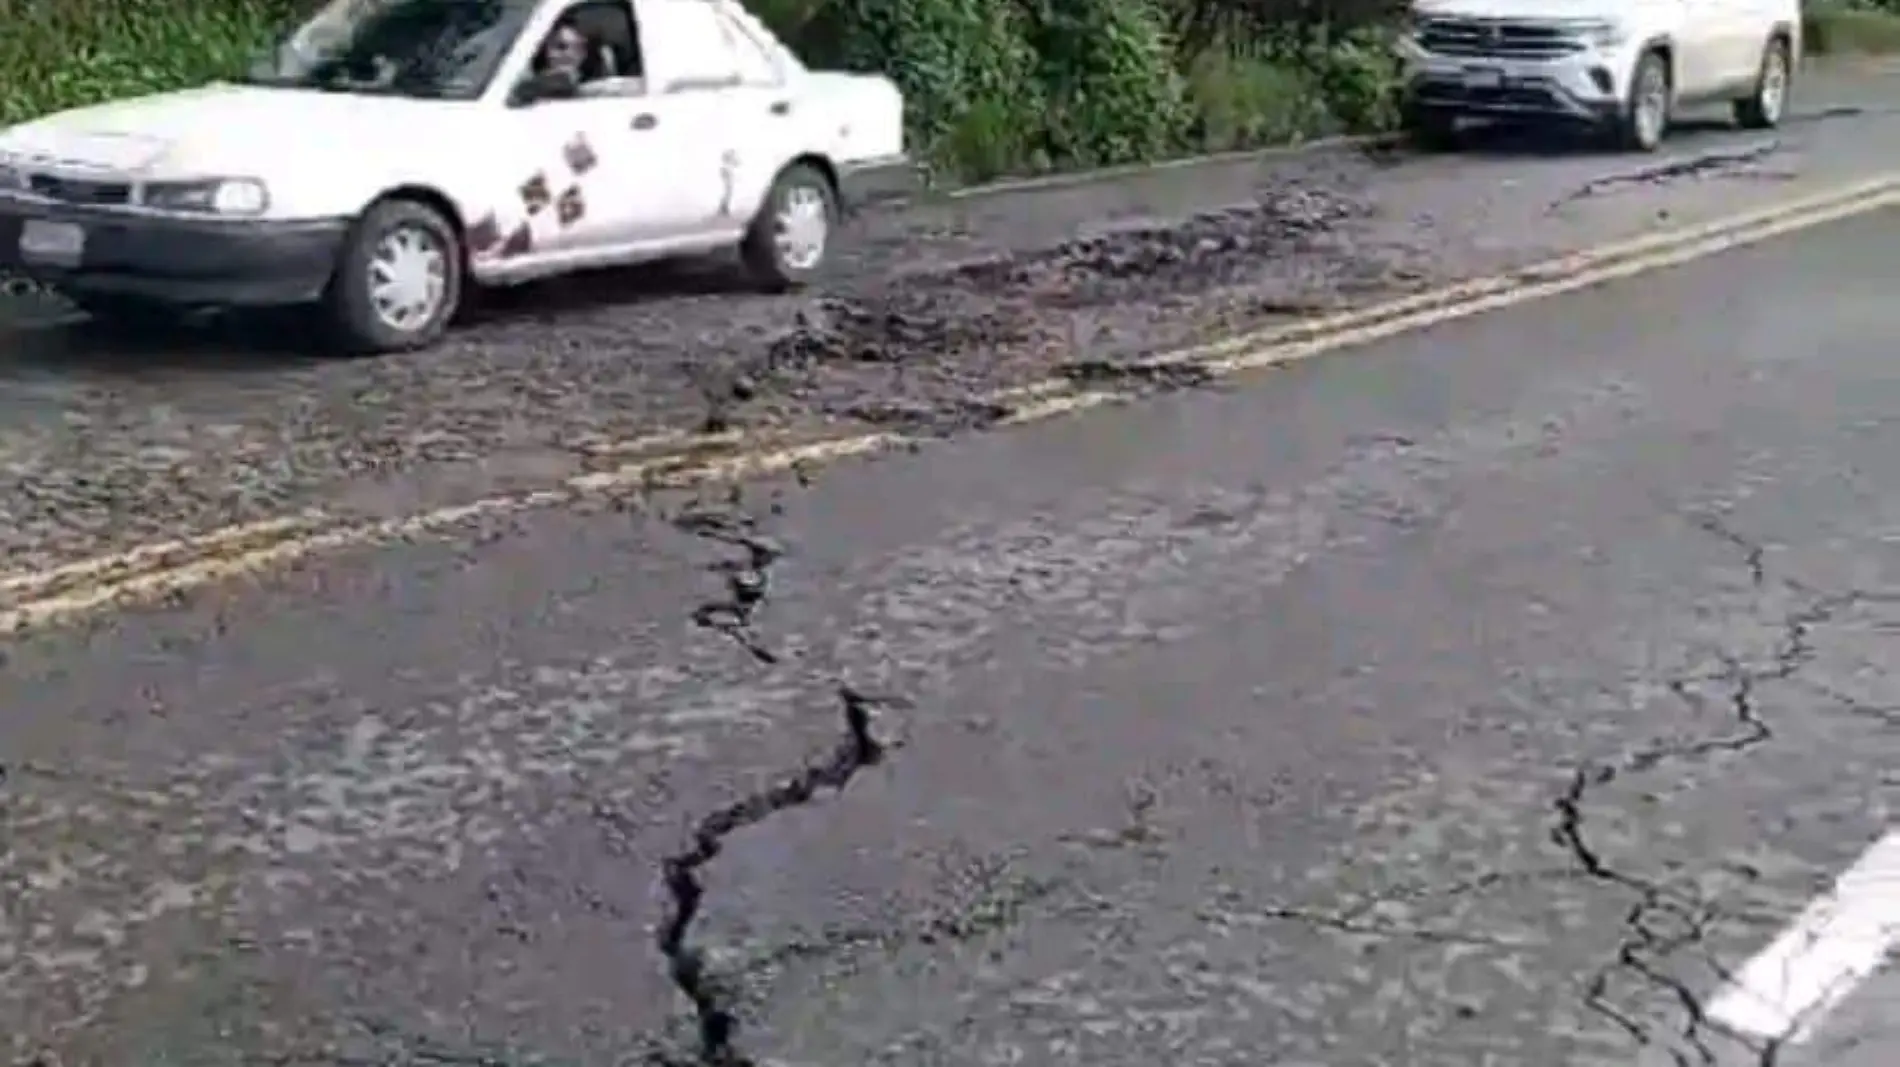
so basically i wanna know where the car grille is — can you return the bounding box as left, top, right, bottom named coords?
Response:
left=1415, top=77, right=1566, bottom=111
left=26, top=172, right=132, bottom=205
left=1416, top=17, right=1586, bottom=60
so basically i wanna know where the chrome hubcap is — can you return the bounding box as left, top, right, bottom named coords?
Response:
left=774, top=184, right=829, bottom=272
left=1760, top=50, right=1788, bottom=120
left=368, top=225, right=448, bottom=332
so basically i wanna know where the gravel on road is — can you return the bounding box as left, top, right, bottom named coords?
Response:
left=1, top=75, right=1898, bottom=572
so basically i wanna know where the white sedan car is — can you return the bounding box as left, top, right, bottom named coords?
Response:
left=0, top=0, right=913, bottom=353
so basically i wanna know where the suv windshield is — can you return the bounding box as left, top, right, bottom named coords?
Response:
left=243, top=0, right=537, bottom=100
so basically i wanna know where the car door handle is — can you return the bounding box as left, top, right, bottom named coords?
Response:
left=631, top=113, right=658, bottom=130
left=769, top=100, right=791, bottom=116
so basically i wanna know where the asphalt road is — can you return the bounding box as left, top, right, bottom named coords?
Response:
left=9, top=167, right=1900, bottom=1065
left=7, top=61, right=1900, bottom=576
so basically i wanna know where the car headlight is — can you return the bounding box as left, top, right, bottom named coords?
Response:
left=141, top=177, right=270, bottom=216
left=1570, top=19, right=1630, bottom=49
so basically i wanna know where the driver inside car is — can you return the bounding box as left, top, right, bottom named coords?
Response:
left=530, top=12, right=643, bottom=97
left=534, top=18, right=591, bottom=84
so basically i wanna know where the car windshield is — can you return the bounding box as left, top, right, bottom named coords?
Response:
left=241, top=0, right=536, bottom=100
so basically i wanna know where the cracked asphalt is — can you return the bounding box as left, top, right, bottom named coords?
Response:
left=12, top=62, right=1900, bottom=1067
left=4, top=64, right=1900, bottom=574
left=10, top=136, right=1900, bottom=1066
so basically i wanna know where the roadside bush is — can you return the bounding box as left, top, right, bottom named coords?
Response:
left=1181, top=47, right=1332, bottom=151
left=1303, top=28, right=1404, bottom=133
left=1018, top=0, right=1191, bottom=168
left=1, top=0, right=1407, bottom=184
left=0, top=0, right=299, bottom=126
left=801, top=0, right=1049, bottom=179
left=1805, top=0, right=1900, bottom=53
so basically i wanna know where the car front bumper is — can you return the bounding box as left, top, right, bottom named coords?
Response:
left=1397, top=37, right=1634, bottom=123
left=0, top=195, right=348, bottom=306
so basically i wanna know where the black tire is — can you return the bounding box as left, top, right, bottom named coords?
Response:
left=1734, top=36, right=1792, bottom=129
left=69, top=292, right=192, bottom=336
left=322, top=197, right=463, bottom=355
left=1401, top=103, right=1460, bottom=152
left=1615, top=50, right=1671, bottom=152
left=740, top=161, right=838, bottom=292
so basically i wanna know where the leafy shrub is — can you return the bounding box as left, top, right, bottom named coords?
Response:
left=1, top=0, right=1411, bottom=183
left=1181, top=46, right=1331, bottom=150
left=935, top=92, right=1052, bottom=181
left=804, top=0, right=1047, bottom=177
left=1018, top=0, right=1191, bottom=168
left=0, top=0, right=297, bottom=126
left=1304, top=28, right=1404, bottom=133
left=1805, top=0, right=1900, bottom=53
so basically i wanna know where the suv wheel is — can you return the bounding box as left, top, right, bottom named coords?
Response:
left=323, top=198, right=463, bottom=355
left=1615, top=51, right=1671, bottom=152
left=1734, top=36, right=1792, bottom=129
left=1401, top=103, right=1460, bottom=152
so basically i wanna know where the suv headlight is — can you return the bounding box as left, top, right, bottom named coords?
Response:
left=141, top=177, right=270, bottom=216
left=1569, top=18, right=1630, bottom=49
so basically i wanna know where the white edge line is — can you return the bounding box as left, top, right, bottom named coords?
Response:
left=1705, top=829, right=1900, bottom=1045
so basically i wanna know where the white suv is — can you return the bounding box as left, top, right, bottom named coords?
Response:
left=1395, top=0, right=1801, bottom=151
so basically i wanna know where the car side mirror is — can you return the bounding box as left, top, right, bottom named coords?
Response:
left=511, top=68, right=578, bottom=106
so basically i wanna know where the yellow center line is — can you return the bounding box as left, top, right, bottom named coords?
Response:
left=0, top=513, right=328, bottom=597
left=5, top=175, right=1899, bottom=636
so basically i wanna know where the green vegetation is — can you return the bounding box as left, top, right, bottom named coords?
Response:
left=0, top=0, right=299, bottom=127
left=1806, top=0, right=1900, bottom=55
left=0, top=0, right=1405, bottom=184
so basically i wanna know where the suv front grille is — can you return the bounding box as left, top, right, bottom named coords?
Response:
left=1416, top=17, right=1587, bottom=60
left=26, top=173, right=132, bottom=205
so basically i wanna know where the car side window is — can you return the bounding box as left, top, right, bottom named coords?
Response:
left=534, top=0, right=646, bottom=96
left=714, top=8, right=781, bottom=86
left=650, top=2, right=742, bottom=93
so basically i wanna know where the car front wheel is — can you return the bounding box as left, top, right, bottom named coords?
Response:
left=1614, top=50, right=1671, bottom=152
left=741, top=161, right=837, bottom=292
left=323, top=197, right=463, bottom=355
left=1401, top=102, right=1460, bottom=152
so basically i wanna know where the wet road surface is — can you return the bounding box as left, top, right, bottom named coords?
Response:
left=9, top=169, right=1900, bottom=1064
left=6, top=62, right=1900, bottom=575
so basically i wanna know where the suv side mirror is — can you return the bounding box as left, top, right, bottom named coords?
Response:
left=510, top=69, right=579, bottom=106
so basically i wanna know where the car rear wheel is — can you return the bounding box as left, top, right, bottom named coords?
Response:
left=323, top=198, right=462, bottom=355
left=1615, top=51, right=1671, bottom=152
left=741, top=161, right=837, bottom=292
left=1734, top=36, right=1792, bottom=129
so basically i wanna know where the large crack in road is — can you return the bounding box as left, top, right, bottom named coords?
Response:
left=675, top=502, right=786, bottom=665
left=656, top=492, right=904, bottom=1065
left=651, top=683, right=890, bottom=1066
left=1548, top=511, right=1897, bottom=1067
left=1146, top=506, right=1897, bottom=1067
